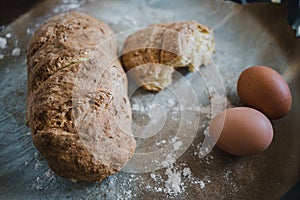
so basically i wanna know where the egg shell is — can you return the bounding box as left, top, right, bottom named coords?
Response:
left=209, top=107, right=273, bottom=156
left=237, top=66, right=292, bottom=119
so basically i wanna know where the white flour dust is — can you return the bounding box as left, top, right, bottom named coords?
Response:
left=12, top=0, right=239, bottom=198
left=0, top=32, right=21, bottom=60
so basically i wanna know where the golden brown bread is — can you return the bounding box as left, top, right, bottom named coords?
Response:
left=122, top=21, right=215, bottom=91
left=26, top=11, right=136, bottom=182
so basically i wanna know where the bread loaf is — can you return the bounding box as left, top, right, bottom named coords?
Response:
left=122, top=21, right=215, bottom=91
left=26, top=11, right=136, bottom=182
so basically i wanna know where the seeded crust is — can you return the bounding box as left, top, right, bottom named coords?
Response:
left=121, top=21, right=215, bottom=91
left=26, top=11, right=136, bottom=182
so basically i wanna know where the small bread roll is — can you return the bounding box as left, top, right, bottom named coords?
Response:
left=26, top=12, right=136, bottom=182
left=122, top=21, right=215, bottom=91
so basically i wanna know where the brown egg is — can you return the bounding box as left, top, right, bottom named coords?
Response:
left=209, top=107, right=273, bottom=156
left=237, top=66, right=292, bottom=119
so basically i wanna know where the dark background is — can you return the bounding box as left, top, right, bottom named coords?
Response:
left=0, top=0, right=299, bottom=199
left=0, top=0, right=42, bottom=26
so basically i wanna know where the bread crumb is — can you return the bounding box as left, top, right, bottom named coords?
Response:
left=155, top=187, right=163, bottom=192
left=173, top=141, right=182, bottom=151
left=164, top=168, right=184, bottom=195
left=167, top=98, right=176, bottom=107
left=150, top=173, right=157, bottom=181
left=161, top=153, right=177, bottom=168
left=199, top=180, right=205, bottom=189
left=182, top=167, right=191, bottom=177
left=11, top=48, right=21, bottom=57
left=34, top=160, right=42, bottom=170
left=156, top=139, right=167, bottom=146
left=27, top=28, right=33, bottom=35
left=5, top=33, right=11, bottom=38
left=0, top=37, right=7, bottom=49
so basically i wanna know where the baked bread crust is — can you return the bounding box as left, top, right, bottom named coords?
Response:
left=122, top=21, right=215, bottom=91
left=26, top=11, right=136, bottom=182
